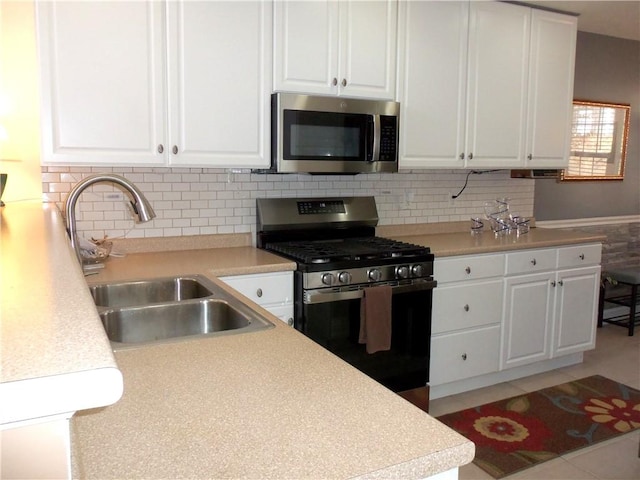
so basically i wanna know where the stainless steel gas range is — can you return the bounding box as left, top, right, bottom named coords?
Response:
left=256, top=196, right=436, bottom=394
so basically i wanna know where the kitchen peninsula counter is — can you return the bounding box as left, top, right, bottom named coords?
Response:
left=1, top=202, right=474, bottom=480
left=73, top=246, right=473, bottom=479
left=0, top=202, right=123, bottom=425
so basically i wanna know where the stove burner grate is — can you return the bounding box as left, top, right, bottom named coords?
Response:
left=266, top=236, right=430, bottom=265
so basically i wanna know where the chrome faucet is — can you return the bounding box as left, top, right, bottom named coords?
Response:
left=64, top=174, right=156, bottom=269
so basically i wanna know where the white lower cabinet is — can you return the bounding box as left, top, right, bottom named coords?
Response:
left=431, top=243, right=601, bottom=395
left=502, top=244, right=601, bottom=369
left=502, top=271, right=555, bottom=368
left=431, top=253, right=505, bottom=386
left=219, top=271, right=294, bottom=325
left=431, top=325, right=501, bottom=386
left=552, top=266, right=601, bottom=356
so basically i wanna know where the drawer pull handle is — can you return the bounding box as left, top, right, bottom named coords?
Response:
left=465, top=266, right=471, bottom=274
left=461, top=353, right=467, bottom=361
left=579, top=253, right=585, bottom=260
left=464, top=304, right=470, bottom=312
left=531, top=258, right=537, bottom=266
left=256, top=288, right=263, bottom=298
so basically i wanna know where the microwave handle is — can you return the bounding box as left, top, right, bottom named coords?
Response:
left=369, top=114, right=381, bottom=162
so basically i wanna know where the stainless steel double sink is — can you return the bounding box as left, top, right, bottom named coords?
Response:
left=89, top=275, right=273, bottom=349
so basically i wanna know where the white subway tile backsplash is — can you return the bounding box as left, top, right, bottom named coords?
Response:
left=43, top=167, right=535, bottom=243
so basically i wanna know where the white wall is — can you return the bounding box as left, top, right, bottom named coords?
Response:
left=43, top=166, right=534, bottom=242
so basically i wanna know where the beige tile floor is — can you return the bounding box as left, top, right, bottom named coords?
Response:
left=429, top=324, right=640, bottom=480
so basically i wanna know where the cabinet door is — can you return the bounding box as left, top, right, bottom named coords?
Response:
left=553, top=266, right=600, bottom=356
left=273, top=0, right=338, bottom=95
left=397, top=1, right=468, bottom=168
left=37, top=1, right=166, bottom=165
left=273, top=0, right=396, bottom=99
left=167, top=1, right=271, bottom=168
left=502, top=271, right=554, bottom=369
left=525, top=9, right=577, bottom=168
left=465, top=1, right=530, bottom=168
left=339, top=0, right=397, bottom=99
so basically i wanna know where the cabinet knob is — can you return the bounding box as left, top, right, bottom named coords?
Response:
left=551, top=280, right=556, bottom=287
left=459, top=152, right=465, bottom=160
left=527, top=153, right=533, bottom=160
left=468, top=153, right=473, bottom=160
left=287, top=317, right=294, bottom=326
left=579, top=253, right=585, bottom=260
left=341, top=78, right=347, bottom=87
left=465, top=266, right=471, bottom=274
left=331, top=77, right=338, bottom=86
left=157, top=144, right=164, bottom=154
left=172, top=145, right=178, bottom=155
left=461, top=353, right=467, bottom=361
left=558, top=279, right=564, bottom=286
left=256, top=288, right=263, bottom=298
left=531, top=258, right=537, bottom=266
left=464, top=304, right=470, bottom=312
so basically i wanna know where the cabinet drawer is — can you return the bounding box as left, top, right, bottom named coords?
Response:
left=557, top=244, right=602, bottom=269
left=430, top=325, right=500, bottom=386
left=266, top=304, right=294, bottom=326
left=434, top=254, right=505, bottom=283
left=220, top=272, right=293, bottom=307
left=505, top=248, right=556, bottom=275
left=432, top=279, right=503, bottom=334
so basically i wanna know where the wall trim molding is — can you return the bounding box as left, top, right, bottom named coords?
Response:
left=537, top=215, right=640, bottom=229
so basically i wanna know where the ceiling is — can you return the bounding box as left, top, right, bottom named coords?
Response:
left=524, top=1, right=640, bottom=41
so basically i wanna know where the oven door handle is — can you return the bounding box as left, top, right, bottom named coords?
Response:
left=303, top=280, right=437, bottom=304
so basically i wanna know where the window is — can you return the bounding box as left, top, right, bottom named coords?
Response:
left=562, top=100, right=630, bottom=181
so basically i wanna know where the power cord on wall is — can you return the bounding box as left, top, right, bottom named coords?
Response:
left=451, top=169, right=503, bottom=199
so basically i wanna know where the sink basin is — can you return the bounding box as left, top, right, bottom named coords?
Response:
left=89, top=276, right=214, bottom=308
left=100, top=299, right=271, bottom=346
left=88, top=275, right=274, bottom=349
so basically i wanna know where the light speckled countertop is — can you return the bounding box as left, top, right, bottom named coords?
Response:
left=4, top=204, right=602, bottom=479
left=0, top=202, right=122, bottom=425
left=377, top=222, right=605, bottom=257
left=72, top=244, right=474, bottom=479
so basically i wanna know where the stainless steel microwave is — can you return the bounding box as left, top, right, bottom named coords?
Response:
left=261, top=93, right=399, bottom=174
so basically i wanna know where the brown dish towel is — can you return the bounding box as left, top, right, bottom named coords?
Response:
left=359, top=285, right=392, bottom=354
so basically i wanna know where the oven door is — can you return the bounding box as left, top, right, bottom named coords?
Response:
left=295, top=280, right=436, bottom=392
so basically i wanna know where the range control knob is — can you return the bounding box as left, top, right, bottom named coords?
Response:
left=411, top=264, right=424, bottom=277
left=338, top=271, right=352, bottom=284
left=395, top=265, right=410, bottom=279
left=321, top=273, right=335, bottom=286
left=368, top=268, right=382, bottom=282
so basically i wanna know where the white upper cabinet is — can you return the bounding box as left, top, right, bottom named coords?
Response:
left=525, top=9, right=577, bottom=168
left=273, top=0, right=397, bottom=99
left=166, top=1, right=271, bottom=168
left=465, top=1, right=530, bottom=169
left=398, top=1, right=577, bottom=170
left=397, top=1, right=468, bottom=168
left=37, top=1, right=272, bottom=168
left=37, top=1, right=166, bottom=165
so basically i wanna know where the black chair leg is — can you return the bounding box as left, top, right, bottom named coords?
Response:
left=629, top=284, right=638, bottom=336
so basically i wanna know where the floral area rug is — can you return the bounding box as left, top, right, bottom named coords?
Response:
left=436, top=375, right=640, bottom=478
